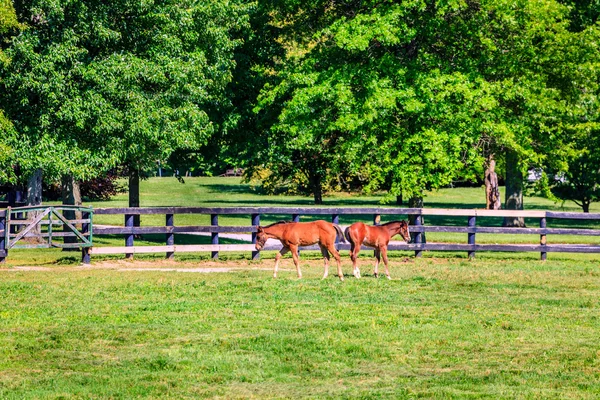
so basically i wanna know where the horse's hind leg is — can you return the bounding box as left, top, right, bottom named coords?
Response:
left=381, top=246, right=391, bottom=280
left=274, top=247, right=290, bottom=278
left=352, top=244, right=362, bottom=279
left=319, top=244, right=330, bottom=280
left=326, top=243, right=344, bottom=281
left=374, top=249, right=381, bottom=278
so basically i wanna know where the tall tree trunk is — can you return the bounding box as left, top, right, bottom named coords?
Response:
left=484, top=154, right=501, bottom=210
left=26, top=168, right=43, bottom=242
left=129, top=167, right=141, bottom=226
left=408, top=195, right=425, bottom=243
left=61, top=174, right=82, bottom=250
left=503, top=150, right=526, bottom=227
left=309, top=171, right=323, bottom=205
left=396, top=193, right=403, bottom=206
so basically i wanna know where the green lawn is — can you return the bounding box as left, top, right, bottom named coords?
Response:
left=0, top=258, right=599, bottom=398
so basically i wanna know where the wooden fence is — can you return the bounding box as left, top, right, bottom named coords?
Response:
left=1, top=206, right=599, bottom=264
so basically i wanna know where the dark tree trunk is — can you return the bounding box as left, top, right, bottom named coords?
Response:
left=582, top=201, right=590, bottom=213
left=61, top=174, right=82, bottom=250
left=129, top=167, right=141, bottom=227
left=26, top=168, right=43, bottom=242
left=310, top=172, right=323, bottom=205
left=27, top=168, right=43, bottom=206
left=484, top=154, right=501, bottom=210
left=396, top=193, right=403, bottom=206
left=503, top=150, right=526, bottom=227
left=408, top=195, right=425, bottom=243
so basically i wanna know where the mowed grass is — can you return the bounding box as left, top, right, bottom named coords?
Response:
left=1, top=258, right=599, bottom=398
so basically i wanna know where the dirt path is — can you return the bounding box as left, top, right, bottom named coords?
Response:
left=1, top=259, right=282, bottom=273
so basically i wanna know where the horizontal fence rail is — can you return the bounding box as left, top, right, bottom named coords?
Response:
left=1, top=206, right=599, bottom=264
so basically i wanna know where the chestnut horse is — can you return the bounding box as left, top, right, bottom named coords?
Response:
left=255, top=220, right=346, bottom=280
left=344, top=220, right=410, bottom=279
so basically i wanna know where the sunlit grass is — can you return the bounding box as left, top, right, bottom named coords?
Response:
left=0, top=258, right=598, bottom=398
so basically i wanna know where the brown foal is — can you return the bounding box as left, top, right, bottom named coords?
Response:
left=344, top=220, right=410, bottom=279
left=255, top=220, right=346, bottom=280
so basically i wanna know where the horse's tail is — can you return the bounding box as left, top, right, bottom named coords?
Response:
left=344, top=226, right=353, bottom=245
left=334, top=224, right=346, bottom=243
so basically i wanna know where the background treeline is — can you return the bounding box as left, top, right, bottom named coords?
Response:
left=0, top=0, right=599, bottom=214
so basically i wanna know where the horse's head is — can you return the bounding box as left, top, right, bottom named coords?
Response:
left=399, top=220, right=411, bottom=243
left=255, top=227, right=268, bottom=250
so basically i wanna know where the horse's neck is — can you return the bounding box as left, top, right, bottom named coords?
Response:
left=264, top=224, right=286, bottom=238
left=385, top=223, right=402, bottom=234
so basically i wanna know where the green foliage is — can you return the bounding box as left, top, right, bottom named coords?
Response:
left=0, top=0, right=19, bottom=35
left=0, top=110, right=16, bottom=183
left=252, top=0, right=600, bottom=203
left=550, top=128, right=600, bottom=212
left=0, top=0, right=250, bottom=182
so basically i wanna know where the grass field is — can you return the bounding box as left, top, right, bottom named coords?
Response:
left=1, top=258, right=599, bottom=398
left=1, top=178, right=599, bottom=398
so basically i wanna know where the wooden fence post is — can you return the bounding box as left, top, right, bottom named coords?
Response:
left=166, top=214, right=174, bottom=260
left=373, top=214, right=380, bottom=256
left=0, top=211, right=6, bottom=263
left=468, top=215, right=476, bottom=259
left=251, top=213, right=260, bottom=260
left=414, top=214, right=423, bottom=258
left=81, top=211, right=90, bottom=265
left=292, top=214, right=300, bottom=223
left=211, top=214, right=219, bottom=259
left=125, top=214, right=134, bottom=259
left=540, top=217, right=547, bottom=261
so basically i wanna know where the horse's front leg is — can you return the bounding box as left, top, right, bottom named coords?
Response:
left=289, top=245, right=302, bottom=279
left=374, top=249, right=381, bottom=278
left=319, top=244, right=330, bottom=279
left=273, top=247, right=290, bottom=278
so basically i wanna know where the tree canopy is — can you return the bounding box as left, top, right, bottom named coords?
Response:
left=0, top=0, right=598, bottom=209
left=1, top=0, right=249, bottom=184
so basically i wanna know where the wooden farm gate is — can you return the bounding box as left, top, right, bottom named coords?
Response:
left=0, top=206, right=93, bottom=263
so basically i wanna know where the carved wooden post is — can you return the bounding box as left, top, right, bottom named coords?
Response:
left=468, top=215, right=476, bottom=259
left=211, top=214, right=219, bottom=259
left=540, top=217, right=547, bottom=261
left=166, top=213, right=174, bottom=260
left=81, top=211, right=91, bottom=265
left=251, top=213, right=260, bottom=260
left=125, top=214, right=134, bottom=259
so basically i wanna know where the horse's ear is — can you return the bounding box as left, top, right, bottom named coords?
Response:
left=257, top=226, right=263, bottom=232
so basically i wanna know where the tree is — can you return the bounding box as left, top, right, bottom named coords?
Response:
left=1, top=0, right=250, bottom=215
left=251, top=0, right=599, bottom=210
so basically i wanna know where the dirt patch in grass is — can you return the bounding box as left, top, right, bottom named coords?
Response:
left=2, top=259, right=278, bottom=273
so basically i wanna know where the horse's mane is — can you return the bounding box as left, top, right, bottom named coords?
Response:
left=263, top=220, right=293, bottom=229
left=380, top=220, right=406, bottom=226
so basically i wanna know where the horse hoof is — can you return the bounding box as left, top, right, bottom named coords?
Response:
left=339, top=276, right=344, bottom=281
left=374, top=273, right=379, bottom=278
left=386, top=275, right=391, bottom=280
